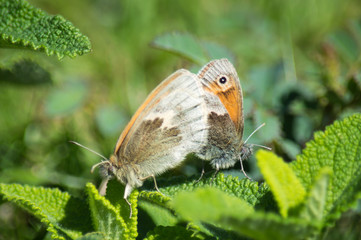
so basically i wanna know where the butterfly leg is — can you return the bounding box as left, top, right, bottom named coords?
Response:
left=239, top=156, right=252, bottom=181
left=98, top=177, right=110, bottom=196
left=124, top=183, right=133, bottom=218
left=210, top=164, right=220, bottom=184
left=140, top=175, right=165, bottom=196
left=195, top=160, right=205, bottom=183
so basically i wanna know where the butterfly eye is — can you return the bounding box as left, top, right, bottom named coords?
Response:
left=219, top=76, right=227, bottom=84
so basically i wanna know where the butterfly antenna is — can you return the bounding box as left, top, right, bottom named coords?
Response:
left=69, top=141, right=108, bottom=161
left=251, top=143, right=272, bottom=151
left=244, top=123, right=266, bottom=144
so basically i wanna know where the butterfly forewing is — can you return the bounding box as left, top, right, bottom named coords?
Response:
left=115, top=70, right=208, bottom=178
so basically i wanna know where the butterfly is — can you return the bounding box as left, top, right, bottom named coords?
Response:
left=195, top=58, right=265, bottom=179
left=74, top=58, right=264, bottom=218
left=87, top=68, right=209, bottom=217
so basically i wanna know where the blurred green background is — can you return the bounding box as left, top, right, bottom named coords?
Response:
left=1, top=0, right=361, bottom=239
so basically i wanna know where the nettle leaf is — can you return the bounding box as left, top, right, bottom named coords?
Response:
left=151, top=32, right=234, bottom=65
left=172, top=187, right=254, bottom=239
left=139, top=189, right=171, bottom=207
left=138, top=182, right=177, bottom=226
left=85, top=182, right=138, bottom=240
left=299, top=167, right=332, bottom=222
left=146, top=173, right=270, bottom=207
left=256, top=150, right=306, bottom=217
left=172, top=187, right=317, bottom=240
left=75, top=233, right=104, bottom=240
left=172, top=187, right=254, bottom=222
left=138, top=200, right=178, bottom=227
left=139, top=173, right=270, bottom=238
left=223, top=211, right=318, bottom=240
left=291, top=113, right=361, bottom=225
left=144, top=226, right=206, bottom=240
left=151, top=32, right=207, bottom=64
left=103, top=179, right=138, bottom=233
left=0, top=0, right=91, bottom=59
left=0, top=183, right=92, bottom=240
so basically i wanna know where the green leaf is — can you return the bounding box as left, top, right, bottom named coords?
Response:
left=0, top=0, right=91, bottom=59
left=172, top=187, right=254, bottom=223
left=147, top=173, right=270, bottom=207
left=151, top=32, right=235, bottom=65
left=85, top=182, right=138, bottom=240
left=256, top=150, right=306, bottom=217
left=139, top=190, right=172, bottom=210
left=151, top=32, right=208, bottom=64
left=222, top=211, right=318, bottom=240
left=299, top=167, right=332, bottom=222
left=138, top=187, right=177, bottom=235
left=291, top=113, right=361, bottom=225
left=138, top=200, right=178, bottom=227
left=44, top=80, right=87, bottom=117
left=0, top=59, right=51, bottom=85
left=172, top=187, right=317, bottom=240
left=0, top=183, right=92, bottom=240
left=202, top=41, right=235, bottom=64
left=103, top=179, right=138, bottom=234
left=144, top=226, right=206, bottom=240
left=75, top=233, right=104, bottom=240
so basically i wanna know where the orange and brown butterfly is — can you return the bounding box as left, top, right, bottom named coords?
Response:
left=196, top=58, right=258, bottom=178
left=86, top=68, right=209, bottom=217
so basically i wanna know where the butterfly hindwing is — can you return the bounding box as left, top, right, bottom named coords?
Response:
left=196, top=59, right=244, bottom=169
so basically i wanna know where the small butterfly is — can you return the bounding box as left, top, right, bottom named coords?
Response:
left=196, top=59, right=269, bottom=179
left=73, top=58, right=268, bottom=218
left=76, top=69, right=210, bottom=217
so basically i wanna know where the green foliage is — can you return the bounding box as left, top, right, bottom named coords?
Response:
left=291, top=113, right=361, bottom=226
left=152, top=32, right=235, bottom=65
left=0, top=183, right=92, bottom=240
left=86, top=182, right=138, bottom=240
left=0, top=0, right=91, bottom=59
left=299, top=167, right=332, bottom=222
left=144, top=226, right=206, bottom=240
left=172, top=187, right=254, bottom=224
left=1, top=0, right=361, bottom=239
left=0, top=59, right=51, bottom=85
left=44, top=80, right=87, bottom=117
left=257, top=150, right=306, bottom=217
left=1, top=114, right=360, bottom=239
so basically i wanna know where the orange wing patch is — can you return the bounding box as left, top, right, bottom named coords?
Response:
left=198, top=59, right=244, bottom=139
left=203, top=76, right=243, bottom=133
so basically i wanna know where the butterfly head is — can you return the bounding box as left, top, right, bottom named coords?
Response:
left=240, top=143, right=253, bottom=161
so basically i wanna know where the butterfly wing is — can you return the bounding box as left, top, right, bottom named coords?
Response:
left=196, top=59, right=244, bottom=169
left=113, top=69, right=208, bottom=186
left=197, top=58, right=244, bottom=138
